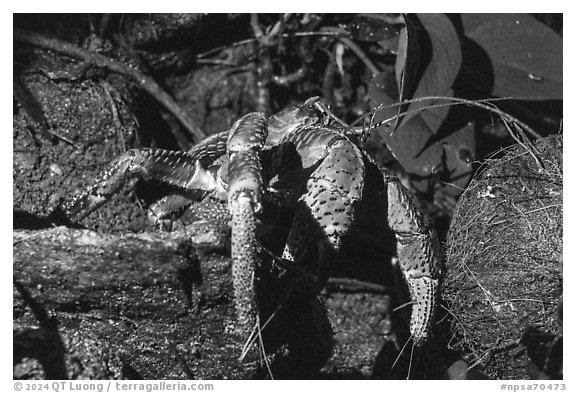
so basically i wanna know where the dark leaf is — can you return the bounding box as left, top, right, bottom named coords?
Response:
left=368, top=71, right=398, bottom=130
left=461, top=14, right=562, bottom=99
left=395, top=14, right=462, bottom=130
left=393, top=15, right=417, bottom=130
left=441, top=117, right=475, bottom=196
left=372, top=14, right=461, bottom=134
left=377, top=114, right=444, bottom=182
left=368, top=73, right=444, bottom=181
left=377, top=35, right=400, bottom=54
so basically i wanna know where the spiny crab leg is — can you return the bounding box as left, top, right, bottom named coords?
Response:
left=56, top=149, right=199, bottom=222
left=55, top=132, right=231, bottom=223
left=381, top=168, right=444, bottom=345
left=226, top=112, right=268, bottom=336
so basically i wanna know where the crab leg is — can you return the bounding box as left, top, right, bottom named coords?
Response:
left=147, top=193, right=201, bottom=227
left=226, top=112, right=268, bottom=335
left=381, top=168, right=444, bottom=345
left=55, top=131, right=231, bottom=223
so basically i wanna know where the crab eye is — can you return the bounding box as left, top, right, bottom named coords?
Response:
left=306, top=105, right=320, bottom=117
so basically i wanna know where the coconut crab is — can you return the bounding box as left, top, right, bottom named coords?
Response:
left=51, top=97, right=443, bottom=372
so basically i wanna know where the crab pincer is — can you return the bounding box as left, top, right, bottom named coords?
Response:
left=383, top=169, right=444, bottom=345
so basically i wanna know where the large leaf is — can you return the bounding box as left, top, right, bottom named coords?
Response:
left=442, top=121, right=475, bottom=196
left=393, top=15, right=416, bottom=130
left=368, top=71, right=475, bottom=194
left=394, top=13, right=462, bottom=131
left=368, top=69, right=399, bottom=134
left=461, top=13, right=562, bottom=99
left=437, top=106, right=476, bottom=196
left=368, top=71, right=444, bottom=180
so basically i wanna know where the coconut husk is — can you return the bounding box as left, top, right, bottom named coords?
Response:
left=443, top=134, right=562, bottom=379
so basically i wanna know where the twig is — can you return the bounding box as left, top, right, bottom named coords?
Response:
left=45, top=129, right=82, bottom=149
left=250, top=14, right=266, bottom=44
left=249, top=14, right=272, bottom=114
left=14, top=28, right=206, bottom=142
left=272, top=67, right=307, bottom=86
left=196, top=31, right=345, bottom=60
left=349, top=95, right=546, bottom=169
left=256, top=320, right=274, bottom=380
left=325, top=277, right=395, bottom=294
left=500, top=118, right=543, bottom=169
left=351, top=95, right=542, bottom=140
left=102, top=82, right=127, bottom=153
left=251, top=13, right=291, bottom=47
left=269, top=14, right=292, bottom=39
left=322, top=48, right=337, bottom=102
left=13, top=278, right=54, bottom=328
left=197, top=38, right=258, bottom=59
left=359, top=13, right=405, bottom=25
left=195, top=58, right=246, bottom=67
left=398, top=96, right=542, bottom=139
left=13, top=226, right=62, bottom=247
left=166, top=338, right=195, bottom=379
left=339, top=36, right=380, bottom=76
left=321, top=26, right=380, bottom=77
left=15, top=75, right=81, bottom=148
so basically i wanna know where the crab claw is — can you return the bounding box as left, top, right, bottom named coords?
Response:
left=384, top=169, right=444, bottom=346
left=57, top=150, right=147, bottom=222
left=405, top=275, right=440, bottom=345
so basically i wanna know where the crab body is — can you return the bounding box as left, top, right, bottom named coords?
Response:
left=54, top=97, right=443, bottom=363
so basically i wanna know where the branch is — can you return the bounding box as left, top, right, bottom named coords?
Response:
left=320, top=26, right=380, bottom=77
left=196, top=30, right=345, bottom=60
